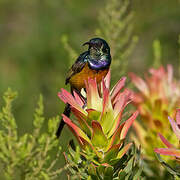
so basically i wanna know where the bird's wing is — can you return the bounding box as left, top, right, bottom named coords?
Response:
left=65, top=51, right=88, bottom=85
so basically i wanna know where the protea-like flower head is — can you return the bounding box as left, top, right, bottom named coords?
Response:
left=155, top=109, right=180, bottom=159
left=58, top=72, right=139, bottom=169
left=129, top=65, right=180, bottom=159
left=154, top=110, right=180, bottom=178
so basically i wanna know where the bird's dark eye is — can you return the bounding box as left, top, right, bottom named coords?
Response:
left=102, top=47, right=108, bottom=53
left=96, top=42, right=102, bottom=48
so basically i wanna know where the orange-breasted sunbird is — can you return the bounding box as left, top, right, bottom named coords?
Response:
left=56, top=37, right=111, bottom=138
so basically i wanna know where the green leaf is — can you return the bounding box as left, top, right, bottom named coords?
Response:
left=123, top=156, right=134, bottom=174
left=132, top=166, right=143, bottom=180
left=33, top=94, right=44, bottom=129
left=116, top=143, right=132, bottom=159
left=41, top=171, right=50, bottom=180
left=87, top=176, right=92, bottom=180
left=87, top=109, right=101, bottom=125
left=97, top=165, right=105, bottom=180
left=0, top=90, right=64, bottom=179
left=88, top=163, right=97, bottom=177
left=100, top=111, right=114, bottom=135
left=104, top=144, right=121, bottom=162
left=48, top=116, right=59, bottom=134
left=118, top=171, right=127, bottom=180
left=104, top=166, right=114, bottom=180
left=63, top=114, right=92, bottom=146
left=91, top=121, right=108, bottom=148
left=155, top=153, right=180, bottom=176
left=100, top=85, right=114, bottom=134
left=72, top=108, right=92, bottom=136
left=0, top=152, right=8, bottom=163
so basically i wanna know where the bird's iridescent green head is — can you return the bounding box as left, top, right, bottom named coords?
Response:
left=83, top=38, right=111, bottom=60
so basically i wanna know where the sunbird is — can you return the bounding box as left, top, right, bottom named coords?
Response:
left=56, top=37, right=111, bottom=138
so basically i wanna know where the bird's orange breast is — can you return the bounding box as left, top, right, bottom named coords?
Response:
left=69, top=63, right=109, bottom=90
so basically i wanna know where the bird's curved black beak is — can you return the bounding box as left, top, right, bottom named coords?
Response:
left=82, top=41, right=92, bottom=46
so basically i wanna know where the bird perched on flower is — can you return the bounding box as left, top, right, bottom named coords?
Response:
left=56, top=37, right=112, bottom=138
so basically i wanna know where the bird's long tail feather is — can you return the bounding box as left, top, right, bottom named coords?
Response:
left=56, top=103, right=71, bottom=138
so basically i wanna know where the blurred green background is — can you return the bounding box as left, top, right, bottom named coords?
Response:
left=0, top=0, right=180, bottom=177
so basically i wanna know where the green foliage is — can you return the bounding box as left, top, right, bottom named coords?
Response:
left=64, top=142, right=142, bottom=180
left=155, top=154, right=180, bottom=180
left=178, top=35, right=180, bottom=76
left=96, top=0, right=138, bottom=79
left=0, top=89, right=63, bottom=180
left=153, top=39, right=162, bottom=68
left=61, top=35, right=78, bottom=66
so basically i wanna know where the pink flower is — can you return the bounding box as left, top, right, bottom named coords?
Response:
left=129, top=65, right=180, bottom=159
left=129, top=65, right=180, bottom=110
left=58, top=71, right=139, bottom=165
left=155, top=109, right=180, bottom=158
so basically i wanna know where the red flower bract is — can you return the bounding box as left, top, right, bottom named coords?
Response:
left=129, top=65, right=180, bottom=159
left=155, top=109, right=180, bottom=159
left=58, top=71, right=139, bottom=165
